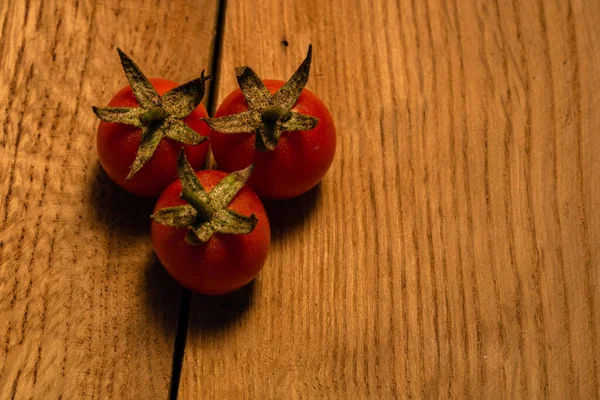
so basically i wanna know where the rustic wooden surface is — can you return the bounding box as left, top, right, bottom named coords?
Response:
left=1, top=0, right=599, bottom=399
left=180, top=0, right=600, bottom=399
left=0, top=0, right=217, bottom=398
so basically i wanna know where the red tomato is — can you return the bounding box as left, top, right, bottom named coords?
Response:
left=209, top=80, right=336, bottom=199
left=97, top=78, right=210, bottom=197
left=151, top=170, right=271, bottom=295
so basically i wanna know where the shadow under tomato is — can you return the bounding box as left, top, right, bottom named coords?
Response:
left=142, top=253, right=184, bottom=336
left=187, top=280, right=256, bottom=336
left=262, top=184, right=321, bottom=244
left=88, top=162, right=156, bottom=236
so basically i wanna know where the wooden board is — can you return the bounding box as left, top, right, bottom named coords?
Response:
left=0, top=0, right=217, bottom=398
left=180, top=0, right=600, bottom=398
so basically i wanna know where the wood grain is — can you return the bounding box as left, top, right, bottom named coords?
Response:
left=179, top=0, right=600, bottom=398
left=0, top=0, right=217, bottom=398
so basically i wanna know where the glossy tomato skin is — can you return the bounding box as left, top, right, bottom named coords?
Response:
left=210, top=79, right=336, bottom=199
left=151, top=170, right=271, bottom=295
left=97, top=78, right=210, bottom=197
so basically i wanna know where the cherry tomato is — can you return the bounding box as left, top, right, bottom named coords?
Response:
left=209, top=79, right=336, bottom=199
left=97, top=78, right=210, bottom=197
left=151, top=169, right=270, bottom=295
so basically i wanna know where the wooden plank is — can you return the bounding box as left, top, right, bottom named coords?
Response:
left=0, top=0, right=217, bottom=398
left=180, top=0, right=600, bottom=398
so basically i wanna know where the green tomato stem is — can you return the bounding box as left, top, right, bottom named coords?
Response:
left=139, top=106, right=167, bottom=126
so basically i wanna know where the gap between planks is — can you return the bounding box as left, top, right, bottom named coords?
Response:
left=168, top=1, right=228, bottom=399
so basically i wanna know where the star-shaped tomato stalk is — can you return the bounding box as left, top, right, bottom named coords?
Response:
left=150, top=150, right=271, bottom=295
left=93, top=49, right=211, bottom=196
left=151, top=151, right=257, bottom=244
left=204, top=45, right=337, bottom=199
left=204, top=45, right=318, bottom=151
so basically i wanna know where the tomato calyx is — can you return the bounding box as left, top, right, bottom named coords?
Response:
left=92, top=48, right=211, bottom=179
left=151, top=150, right=258, bottom=244
left=204, top=44, right=319, bottom=152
